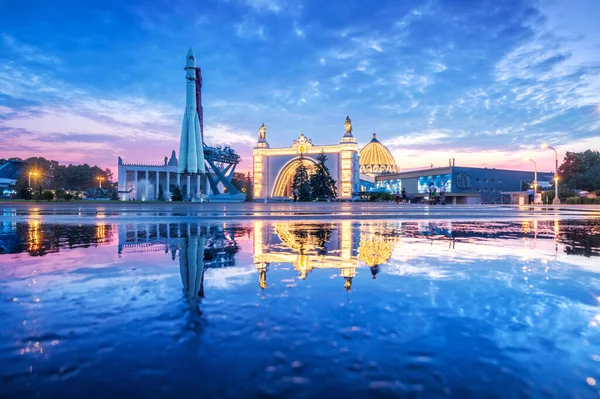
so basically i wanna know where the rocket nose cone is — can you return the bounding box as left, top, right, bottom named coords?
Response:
left=186, top=47, right=195, bottom=66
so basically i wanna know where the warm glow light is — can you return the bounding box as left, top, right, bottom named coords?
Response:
left=541, top=144, right=548, bottom=149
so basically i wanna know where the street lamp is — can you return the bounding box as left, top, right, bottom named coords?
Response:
left=541, top=144, right=560, bottom=205
left=97, top=176, right=105, bottom=189
left=28, top=171, right=39, bottom=187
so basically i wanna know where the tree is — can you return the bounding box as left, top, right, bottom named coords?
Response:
left=558, top=150, right=600, bottom=192
left=17, top=186, right=33, bottom=200
left=310, top=151, right=337, bottom=199
left=158, top=184, right=164, bottom=201
left=292, top=160, right=312, bottom=201
left=171, top=186, right=183, bottom=201
left=42, top=190, right=55, bottom=201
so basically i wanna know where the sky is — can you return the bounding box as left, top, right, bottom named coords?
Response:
left=1, top=0, right=599, bottom=175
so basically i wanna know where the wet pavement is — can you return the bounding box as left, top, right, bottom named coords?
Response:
left=1, top=204, right=600, bottom=398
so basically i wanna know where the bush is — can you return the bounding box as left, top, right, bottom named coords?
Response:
left=63, top=193, right=74, bottom=201
left=171, top=186, right=183, bottom=201
left=369, top=192, right=394, bottom=201
left=17, top=186, right=33, bottom=200
left=580, top=197, right=600, bottom=205
left=55, top=189, right=66, bottom=200
left=566, top=196, right=581, bottom=204
left=42, top=190, right=55, bottom=201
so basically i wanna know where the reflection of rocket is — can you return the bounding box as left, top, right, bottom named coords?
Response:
left=179, top=235, right=206, bottom=299
left=178, top=48, right=205, bottom=175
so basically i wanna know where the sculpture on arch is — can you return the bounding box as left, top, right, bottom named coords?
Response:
left=258, top=123, right=267, bottom=141
left=344, top=116, right=352, bottom=135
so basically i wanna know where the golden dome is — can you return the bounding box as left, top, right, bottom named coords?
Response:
left=359, top=133, right=398, bottom=175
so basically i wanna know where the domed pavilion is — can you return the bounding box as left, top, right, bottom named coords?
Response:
left=359, top=133, right=399, bottom=176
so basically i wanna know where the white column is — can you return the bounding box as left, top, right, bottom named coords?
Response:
left=166, top=172, right=170, bottom=196
left=186, top=175, right=191, bottom=198
left=177, top=173, right=181, bottom=188
left=134, top=170, right=138, bottom=200
left=155, top=171, right=160, bottom=199
left=145, top=170, right=149, bottom=200
left=197, top=175, right=201, bottom=197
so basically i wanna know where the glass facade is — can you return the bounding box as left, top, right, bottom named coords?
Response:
left=376, top=179, right=402, bottom=193
left=417, top=174, right=451, bottom=193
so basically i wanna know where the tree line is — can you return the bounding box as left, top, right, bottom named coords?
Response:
left=2, top=157, right=113, bottom=191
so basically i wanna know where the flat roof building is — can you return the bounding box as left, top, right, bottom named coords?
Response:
left=375, top=166, right=554, bottom=204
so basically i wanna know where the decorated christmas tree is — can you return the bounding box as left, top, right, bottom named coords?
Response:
left=310, top=151, right=337, bottom=199
left=292, top=160, right=312, bottom=201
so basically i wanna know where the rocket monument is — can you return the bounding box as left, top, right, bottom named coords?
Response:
left=178, top=48, right=205, bottom=175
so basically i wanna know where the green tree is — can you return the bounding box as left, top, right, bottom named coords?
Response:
left=310, top=151, right=337, bottom=199
left=55, top=189, right=66, bottom=200
left=292, top=160, right=312, bottom=201
left=558, top=150, right=600, bottom=192
left=17, top=186, right=33, bottom=200
left=42, top=190, right=55, bottom=201
left=171, top=186, right=183, bottom=201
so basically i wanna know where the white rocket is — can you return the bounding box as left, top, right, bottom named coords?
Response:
left=178, top=48, right=205, bottom=175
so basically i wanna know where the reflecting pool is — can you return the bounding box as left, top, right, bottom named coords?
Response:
left=2, top=217, right=600, bottom=398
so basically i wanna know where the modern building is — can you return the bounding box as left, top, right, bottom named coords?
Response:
left=0, top=160, right=25, bottom=194
left=376, top=166, right=554, bottom=204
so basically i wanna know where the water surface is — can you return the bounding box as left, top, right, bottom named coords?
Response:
left=2, top=217, right=600, bottom=398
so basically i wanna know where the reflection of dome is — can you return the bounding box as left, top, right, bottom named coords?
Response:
left=359, top=133, right=398, bottom=175
left=358, top=239, right=394, bottom=267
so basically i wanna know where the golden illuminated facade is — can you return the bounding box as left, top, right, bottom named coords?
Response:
left=253, top=120, right=360, bottom=200
left=253, top=221, right=402, bottom=290
left=359, top=133, right=398, bottom=176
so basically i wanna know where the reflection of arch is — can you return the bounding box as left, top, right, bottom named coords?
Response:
left=272, top=157, right=317, bottom=197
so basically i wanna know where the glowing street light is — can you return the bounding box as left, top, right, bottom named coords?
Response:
left=28, top=171, right=39, bottom=187
left=541, top=144, right=560, bottom=205
left=97, top=176, right=105, bottom=189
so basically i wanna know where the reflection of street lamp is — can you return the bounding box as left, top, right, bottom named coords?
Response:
left=524, top=158, right=538, bottom=193
left=541, top=144, right=560, bottom=205
left=97, top=176, right=105, bottom=188
left=28, top=171, right=39, bottom=187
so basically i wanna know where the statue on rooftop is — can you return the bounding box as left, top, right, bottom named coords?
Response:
left=344, top=116, right=352, bottom=135
left=258, top=123, right=267, bottom=141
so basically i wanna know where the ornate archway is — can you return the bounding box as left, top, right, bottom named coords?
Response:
left=272, top=157, right=317, bottom=197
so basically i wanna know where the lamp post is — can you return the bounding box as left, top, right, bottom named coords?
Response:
left=541, top=144, right=560, bottom=205
left=525, top=158, right=538, bottom=203
left=28, top=171, right=39, bottom=187
left=97, top=176, right=105, bottom=189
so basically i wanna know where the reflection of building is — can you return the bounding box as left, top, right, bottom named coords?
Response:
left=253, top=221, right=402, bottom=290
left=377, top=166, right=554, bottom=204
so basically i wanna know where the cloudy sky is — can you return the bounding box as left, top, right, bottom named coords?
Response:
left=1, top=0, right=599, bottom=174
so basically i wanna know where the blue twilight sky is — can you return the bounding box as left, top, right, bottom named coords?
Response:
left=0, top=0, right=599, bottom=173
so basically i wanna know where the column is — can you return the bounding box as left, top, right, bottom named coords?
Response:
left=166, top=172, right=170, bottom=197
left=197, top=175, right=201, bottom=197
left=134, top=170, right=138, bottom=201
left=177, top=173, right=181, bottom=188
left=145, top=170, right=149, bottom=200
left=156, top=171, right=160, bottom=200
left=186, top=175, right=191, bottom=198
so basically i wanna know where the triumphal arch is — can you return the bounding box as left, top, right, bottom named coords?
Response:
left=252, top=117, right=360, bottom=200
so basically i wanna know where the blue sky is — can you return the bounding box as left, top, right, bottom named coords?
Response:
left=0, top=0, right=599, bottom=173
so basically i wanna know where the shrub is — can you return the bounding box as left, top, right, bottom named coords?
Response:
left=171, top=186, right=183, bottom=201
left=42, top=190, right=55, bottom=201
left=63, top=193, right=74, bottom=201
left=55, top=189, right=66, bottom=200
left=566, top=196, right=581, bottom=204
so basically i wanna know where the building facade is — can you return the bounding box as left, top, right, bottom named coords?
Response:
left=253, top=118, right=361, bottom=200
left=376, top=166, right=554, bottom=204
